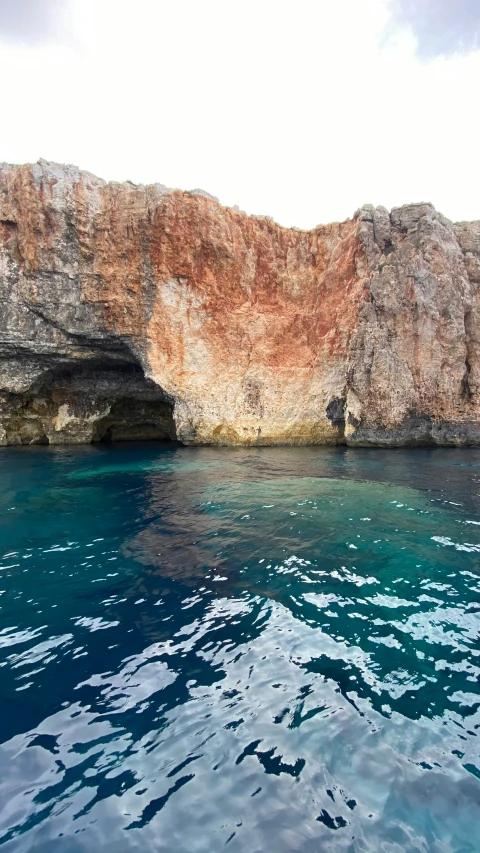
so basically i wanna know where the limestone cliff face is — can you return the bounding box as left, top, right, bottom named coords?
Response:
left=1, top=159, right=479, bottom=446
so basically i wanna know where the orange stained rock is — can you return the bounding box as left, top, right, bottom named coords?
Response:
left=1, top=160, right=479, bottom=446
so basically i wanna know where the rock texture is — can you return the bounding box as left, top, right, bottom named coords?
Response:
left=1, top=158, right=480, bottom=446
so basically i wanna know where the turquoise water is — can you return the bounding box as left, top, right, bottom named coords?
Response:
left=0, top=445, right=479, bottom=853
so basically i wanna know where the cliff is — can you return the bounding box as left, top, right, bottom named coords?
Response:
left=1, top=159, right=480, bottom=447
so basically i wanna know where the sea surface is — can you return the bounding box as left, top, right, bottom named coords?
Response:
left=0, top=445, right=479, bottom=852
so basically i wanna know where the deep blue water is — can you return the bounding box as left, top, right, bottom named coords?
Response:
left=0, top=445, right=480, bottom=852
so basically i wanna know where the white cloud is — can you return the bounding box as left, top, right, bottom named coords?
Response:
left=385, top=0, right=480, bottom=60
left=0, top=0, right=479, bottom=227
left=0, top=0, right=70, bottom=45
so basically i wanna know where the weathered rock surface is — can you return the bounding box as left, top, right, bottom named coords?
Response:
left=1, top=159, right=480, bottom=446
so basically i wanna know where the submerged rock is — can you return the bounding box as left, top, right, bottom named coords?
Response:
left=1, top=158, right=480, bottom=446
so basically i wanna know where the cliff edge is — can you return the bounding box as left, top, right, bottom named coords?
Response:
left=1, top=159, right=480, bottom=446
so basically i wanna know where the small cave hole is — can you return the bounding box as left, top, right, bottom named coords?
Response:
left=326, top=397, right=346, bottom=428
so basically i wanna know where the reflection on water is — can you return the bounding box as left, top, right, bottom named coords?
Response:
left=0, top=445, right=479, bottom=852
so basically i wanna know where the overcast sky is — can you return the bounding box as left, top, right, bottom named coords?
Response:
left=1, top=0, right=479, bottom=227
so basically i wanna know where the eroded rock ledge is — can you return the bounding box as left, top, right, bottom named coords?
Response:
left=1, top=159, right=480, bottom=446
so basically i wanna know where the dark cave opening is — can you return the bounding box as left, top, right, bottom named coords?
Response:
left=93, top=397, right=177, bottom=443
left=61, top=359, right=178, bottom=444
left=5, top=356, right=178, bottom=446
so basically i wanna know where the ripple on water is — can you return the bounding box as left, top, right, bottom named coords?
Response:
left=0, top=446, right=479, bottom=852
